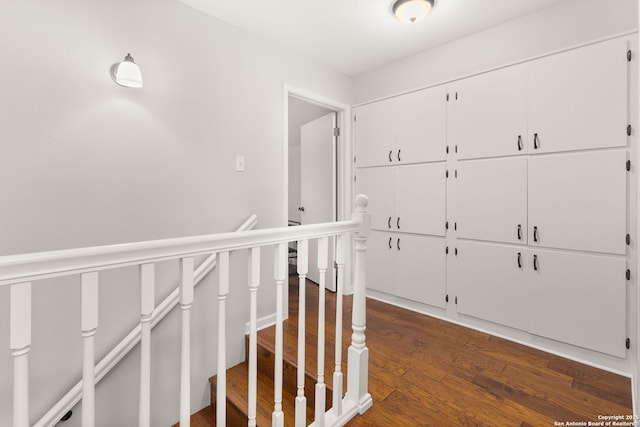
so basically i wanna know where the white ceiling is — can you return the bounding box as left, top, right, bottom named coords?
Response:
left=177, top=0, right=572, bottom=76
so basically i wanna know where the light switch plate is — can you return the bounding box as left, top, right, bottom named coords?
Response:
left=235, top=155, right=245, bottom=172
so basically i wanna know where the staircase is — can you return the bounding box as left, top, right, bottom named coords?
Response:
left=177, top=277, right=349, bottom=426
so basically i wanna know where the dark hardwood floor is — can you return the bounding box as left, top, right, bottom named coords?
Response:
left=180, top=276, right=632, bottom=426
left=288, top=277, right=632, bottom=426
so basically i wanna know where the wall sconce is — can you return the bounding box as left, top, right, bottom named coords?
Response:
left=110, top=53, right=143, bottom=88
left=393, top=0, right=434, bottom=24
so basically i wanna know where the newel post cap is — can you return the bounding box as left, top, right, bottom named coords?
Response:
left=355, top=194, right=369, bottom=212
left=353, top=194, right=370, bottom=237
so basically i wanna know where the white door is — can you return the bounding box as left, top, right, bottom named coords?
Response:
left=356, top=166, right=395, bottom=232
left=396, top=163, right=446, bottom=236
left=301, top=112, right=336, bottom=290
left=528, top=150, right=627, bottom=255
left=455, top=241, right=527, bottom=331
left=449, top=64, right=528, bottom=160
left=528, top=38, right=628, bottom=154
left=456, top=157, right=527, bottom=244
left=527, top=249, right=626, bottom=358
left=366, top=231, right=396, bottom=295
left=395, top=235, right=447, bottom=308
left=395, top=86, right=447, bottom=164
left=355, top=98, right=395, bottom=167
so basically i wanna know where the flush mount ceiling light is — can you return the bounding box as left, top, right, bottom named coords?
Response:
left=393, top=0, right=434, bottom=24
left=110, top=53, right=143, bottom=88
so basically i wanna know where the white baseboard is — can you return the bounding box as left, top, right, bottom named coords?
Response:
left=244, top=312, right=277, bottom=335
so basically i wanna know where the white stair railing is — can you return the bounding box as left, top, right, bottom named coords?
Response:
left=32, top=214, right=258, bottom=427
left=3, top=195, right=371, bottom=427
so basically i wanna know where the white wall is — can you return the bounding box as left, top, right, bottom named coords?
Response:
left=354, top=0, right=637, bottom=103
left=0, top=1, right=352, bottom=426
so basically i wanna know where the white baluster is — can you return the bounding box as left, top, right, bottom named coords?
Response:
left=81, top=272, right=99, bottom=427
left=346, top=195, right=372, bottom=411
left=333, top=234, right=346, bottom=416
left=180, top=257, right=194, bottom=427
left=247, top=247, right=261, bottom=427
left=272, top=243, right=286, bottom=427
left=139, top=263, right=154, bottom=427
left=295, top=240, right=309, bottom=427
left=10, top=282, right=31, bottom=427
left=315, top=237, right=328, bottom=427
left=216, top=251, right=229, bottom=427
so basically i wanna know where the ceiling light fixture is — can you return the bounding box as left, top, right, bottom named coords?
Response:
left=393, top=0, right=434, bottom=24
left=110, top=53, right=143, bottom=88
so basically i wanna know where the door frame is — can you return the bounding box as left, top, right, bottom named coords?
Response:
left=283, top=84, right=355, bottom=294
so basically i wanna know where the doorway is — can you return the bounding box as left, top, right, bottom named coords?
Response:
left=283, top=86, right=353, bottom=294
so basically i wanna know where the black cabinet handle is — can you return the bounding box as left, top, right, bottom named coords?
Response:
left=533, top=254, right=539, bottom=271
left=517, top=135, right=523, bottom=151
left=388, top=237, right=392, bottom=249
left=388, top=150, right=393, bottom=162
left=533, top=226, right=539, bottom=243
left=397, top=217, right=400, bottom=229
left=517, top=252, right=522, bottom=268
left=533, top=133, right=539, bottom=150
left=397, top=238, right=401, bottom=251
left=397, top=149, right=402, bottom=162
left=517, top=224, right=522, bottom=240
left=388, top=216, right=392, bottom=229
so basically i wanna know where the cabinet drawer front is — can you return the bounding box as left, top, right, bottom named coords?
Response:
left=395, top=235, right=446, bottom=308
left=528, top=150, right=627, bottom=255
left=527, top=249, right=626, bottom=358
left=449, top=64, right=528, bottom=160
left=456, top=157, right=528, bottom=244
left=455, top=241, right=527, bottom=330
left=528, top=38, right=628, bottom=154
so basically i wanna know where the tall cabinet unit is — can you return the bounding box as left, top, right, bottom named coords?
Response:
left=355, top=36, right=632, bottom=361
left=356, top=85, right=448, bottom=309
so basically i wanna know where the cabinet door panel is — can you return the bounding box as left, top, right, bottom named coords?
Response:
left=395, top=86, right=447, bottom=163
left=356, top=167, right=395, bottom=232
left=528, top=38, right=628, bottom=154
left=395, top=235, right=446, bottom=308
left=457, top=157, right=527, bottom=244
left=366, top=232, right=396, bottom=295
left=528, top=150, right=626, bottom=254
left=396, top=163, right=446, bottom=236
left=449, top=65, right=527, bottom=160
left=456, top=242, right=527, bottom=330
left=527, top=249, right=626, bottom=358
left=355, top=99, right=395, bottom=167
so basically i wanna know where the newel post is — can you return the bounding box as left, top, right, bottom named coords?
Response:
left=346, top=194, right=373, bottom=413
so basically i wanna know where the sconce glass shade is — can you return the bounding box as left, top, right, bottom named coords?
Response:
left=111, top=53, right=143, bottom=88
left=393, top=0, right=434, bottom=23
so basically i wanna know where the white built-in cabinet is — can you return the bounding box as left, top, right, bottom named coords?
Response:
left=456, top=157, right=528, bottom=245
left=449, top=37, right=628, bottom=159
left=455, top=241, right=527, bottom=331
left=356, top=163, right=446, bottom=236
left=448, top=65, right=528, bottom=159
left=367, top=231, right=447, bottom=308
left=355, top=36, right=631, bottom=359
left=355, top=85, right=447, bottom=167
left=528, top=38, right=628, bottom=154
left=528, top=150, right=627, bottom=255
